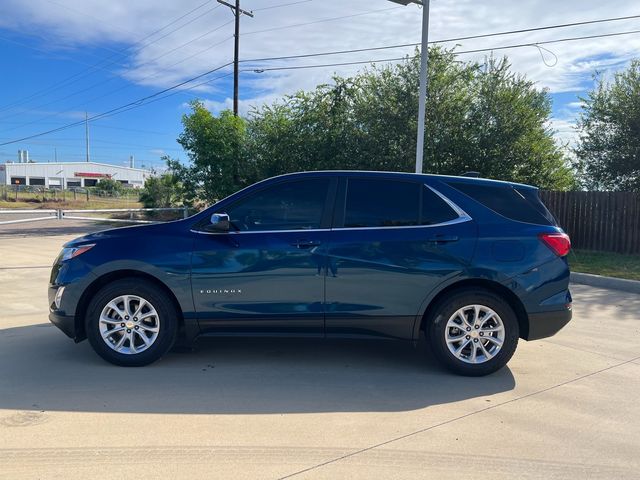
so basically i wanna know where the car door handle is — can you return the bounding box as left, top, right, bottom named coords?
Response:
left=291, top=240, right=322, bottom=249
left=427, top=235, right=459, bottom=244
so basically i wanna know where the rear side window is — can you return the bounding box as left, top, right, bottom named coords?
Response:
left=345, top=179, right=419, bottom=227
left=421, top=186, right=460, bottom=225
left=448, top=181, right=557, bottom=225
left=342, top=179, right=459, bottom=228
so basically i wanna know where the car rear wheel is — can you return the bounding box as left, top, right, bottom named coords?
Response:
left=427, top=289, right=519, bottom=376
left=86, top=279, right=178, bottom=366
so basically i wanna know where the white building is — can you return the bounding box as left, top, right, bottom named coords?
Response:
left=0, top=162, right=151, bottom=189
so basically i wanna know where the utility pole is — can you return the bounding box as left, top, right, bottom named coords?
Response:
left=85, top=111, right=90, bottom=163
left=217, top=0, right=254, bottom=116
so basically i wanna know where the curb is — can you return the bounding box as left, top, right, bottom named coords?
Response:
left=571, top=272, right=640, bottom=294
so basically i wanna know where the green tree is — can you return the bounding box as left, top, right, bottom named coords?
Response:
left=172, top=102, right=255, bottom=205
left=139, top=173, right=184, bottom=208
left=247, top=48, right=574, bottom=190
left=575, top=60, right=640, bottom=191
left=177, top=47, right=574, bottom=202
left=95, top=178, right=124, bottom=195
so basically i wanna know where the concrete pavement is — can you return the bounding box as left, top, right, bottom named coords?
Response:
left=0, top=233, right=639, bottom=479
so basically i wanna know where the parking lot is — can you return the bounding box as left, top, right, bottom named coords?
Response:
left=1, top=230, right=639, bottom=480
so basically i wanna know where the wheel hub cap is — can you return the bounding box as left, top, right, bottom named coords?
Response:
left=99, top=295, right=160, bottom=355
left=444, top=304, right=505, bottom=364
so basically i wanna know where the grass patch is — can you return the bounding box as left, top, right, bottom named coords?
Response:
left=0, top=197, right=143, bottom=210
left=569, top=249, right=640, bottom=281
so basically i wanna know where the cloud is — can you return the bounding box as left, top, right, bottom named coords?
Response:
left=548, top=117, right=579, bottom=148
left=3, top=0, right=640, bottom=139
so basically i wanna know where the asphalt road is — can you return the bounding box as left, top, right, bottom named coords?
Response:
left=0, top=232, right=639, bottom=479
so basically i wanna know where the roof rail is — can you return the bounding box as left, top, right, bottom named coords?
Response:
left=461, top=171, right=481, bottom=178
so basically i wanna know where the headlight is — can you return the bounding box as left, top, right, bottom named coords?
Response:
left=58, top=244, right=95, bottom=262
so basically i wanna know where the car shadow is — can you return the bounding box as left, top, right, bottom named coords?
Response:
left=0, top=323, right=515, bottom=415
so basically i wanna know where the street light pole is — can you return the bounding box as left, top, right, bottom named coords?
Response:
left=415, top=0, right=429, bottom=174
left=389, top=0, right=430, bottom=173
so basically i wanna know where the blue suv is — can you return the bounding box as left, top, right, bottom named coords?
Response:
left=49, top=171, right=572, bottom=376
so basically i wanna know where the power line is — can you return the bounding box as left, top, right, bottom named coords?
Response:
left=243, top=6, right=401, bottom=36
left=5, top=18, right=640, bottom=146
left=244, top=28, right=640, bottom=73
left=241, top=13, right=640, bottom=64
left=0, top=61, right=233, bottom=146
left=0, top=16, right=233, bottom=131
left=253, top=0, right=313, bottom=12
left=133, top=2, right=217, bottom=52
left=19, top=8, right=635, bottom=126
left=5, top=10, right=637, bottom=127
left=100, top=72, right=235, bottom=115
left=0, top=2, right=221, bottom=115
left=5, top=8, right=640, bottom=126
left=0, top=34, right=235, bottom=134
left=0, top=0, right=390, bottom=122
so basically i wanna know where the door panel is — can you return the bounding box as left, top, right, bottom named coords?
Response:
left=190, top=177, right=335, bottom=337
left=192, top=231, right=330, bottom=336
left=325, top=177, right=477, bottom=340
left=325, top=222, right=476, bottom=339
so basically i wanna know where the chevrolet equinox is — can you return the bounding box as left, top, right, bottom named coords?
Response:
left=49, top=171, right=572, bottom=376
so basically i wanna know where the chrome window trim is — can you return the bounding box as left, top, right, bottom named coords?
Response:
left=333, top=183, right=471, bottom=231
left=191, top=183, right=472, bottom=235
left=425, top=183, right=471, bottom=220
left=331, top=216, right=471, bottom=231
left=191, top=228, right=332, bottom=235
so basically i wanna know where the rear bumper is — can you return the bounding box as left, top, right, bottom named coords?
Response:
left=525, top=308, right=572, bottom=341
left=49, top=311, right=78, bottom=341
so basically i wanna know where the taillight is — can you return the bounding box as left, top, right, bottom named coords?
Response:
left=539, top=233, right=571, bottom=257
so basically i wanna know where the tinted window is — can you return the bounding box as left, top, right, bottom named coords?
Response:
left=421, top=186, right=459, bottom=225
left=226, top=179, right=329, bottom=231
left=448, top=181, right=556, bottom=225
left=515, top=187, right=558, bottom=225
left=344, top=179, right=420, bottom=228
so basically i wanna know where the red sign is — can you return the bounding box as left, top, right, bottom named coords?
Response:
left=74, top=172, right=111, bottom=178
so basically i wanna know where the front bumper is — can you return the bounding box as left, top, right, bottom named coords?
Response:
left=49, top=311, right=78, bottom=341
left=48, top=283, right=84, bottom=342
left=526, top=308, right=572, bottom=341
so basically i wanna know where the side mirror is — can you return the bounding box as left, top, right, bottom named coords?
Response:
left=207, top=213, right=230, bottom=232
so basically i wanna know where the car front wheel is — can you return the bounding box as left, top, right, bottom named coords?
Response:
left=86, top=279, right=178, bottom=366
left=427, top=289, right=519, bottom=376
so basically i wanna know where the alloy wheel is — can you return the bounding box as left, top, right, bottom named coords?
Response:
left=444, top=304, right=505, bottom=364
left=98, top=295, right=160, bottom=355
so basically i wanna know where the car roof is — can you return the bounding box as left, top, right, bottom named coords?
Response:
left=267, top=170, right=538, bottom=190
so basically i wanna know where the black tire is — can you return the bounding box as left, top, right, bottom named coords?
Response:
left=86, top=278, right=178, bottom=367
left=427, top=288, right=519, bottom=376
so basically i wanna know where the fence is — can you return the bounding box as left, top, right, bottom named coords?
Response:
left=541, top=191, right=640, bottom=255
left=0, top=184, right=140, bottom=203
left=0, top=207, right=190, bottom=226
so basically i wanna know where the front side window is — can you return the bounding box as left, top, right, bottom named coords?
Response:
left=225, top=179, right=330, bottom=231
left=344, top=179, right=420, bottom=228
